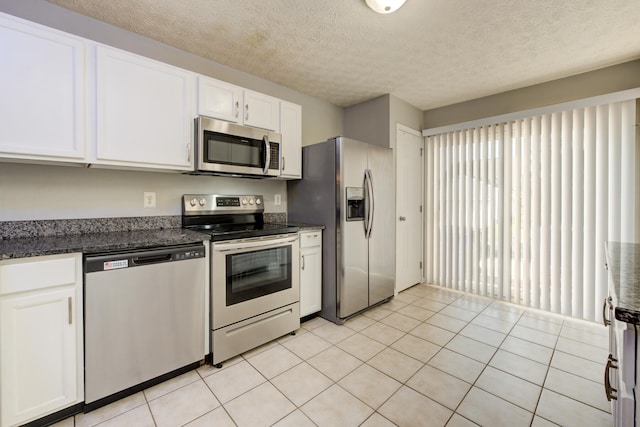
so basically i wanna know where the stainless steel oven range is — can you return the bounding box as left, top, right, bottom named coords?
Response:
left=182, top=194, right=300, bottom=366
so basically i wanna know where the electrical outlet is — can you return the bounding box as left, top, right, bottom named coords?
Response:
left=274, top=194, right=281, bottom=206
left=144, top=192, right=156, bottom=208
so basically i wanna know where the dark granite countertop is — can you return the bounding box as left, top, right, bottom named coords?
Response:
left=0, top=228, right=209, bottom=260
left=0, top=214, right=316, bottom=260
left=288, top=223, right=325, bottom=231
left=606, top=241, right=640, bottom=324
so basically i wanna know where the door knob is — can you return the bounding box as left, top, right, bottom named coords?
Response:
left=399, top=216, right=406, bottom=221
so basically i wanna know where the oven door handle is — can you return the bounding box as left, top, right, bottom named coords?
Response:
left=214, top=235, right=298, bottom=252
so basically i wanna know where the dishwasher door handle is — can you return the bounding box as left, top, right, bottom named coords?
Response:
left=132, top=253, right=172, bottom=265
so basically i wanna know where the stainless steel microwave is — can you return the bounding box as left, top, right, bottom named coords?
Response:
left=191, top=116, right=281, bottom=178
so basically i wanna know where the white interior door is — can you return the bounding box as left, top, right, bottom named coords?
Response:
left=396, top=125, right=424, bottom=293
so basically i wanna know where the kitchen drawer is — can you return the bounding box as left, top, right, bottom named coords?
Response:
left=0, top=254, right=79, bottom=295
left=300, top=231, right=322, bottom=248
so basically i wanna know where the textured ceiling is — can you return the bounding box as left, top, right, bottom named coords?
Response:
left=46, top=0, right=640, bottom=110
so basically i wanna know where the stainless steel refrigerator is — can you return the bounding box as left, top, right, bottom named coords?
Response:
left=288, top=136, right=395, bottom=324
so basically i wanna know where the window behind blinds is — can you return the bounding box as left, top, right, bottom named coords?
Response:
left=424, top=99, right=636, bottom=322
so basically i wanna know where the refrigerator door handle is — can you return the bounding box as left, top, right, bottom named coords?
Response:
left=364, top=169, right=374, bottom=239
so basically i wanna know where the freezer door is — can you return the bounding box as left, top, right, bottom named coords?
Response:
left=367, top=144, right=395, bottom=305
left=337, top=138, right=369, bottom=318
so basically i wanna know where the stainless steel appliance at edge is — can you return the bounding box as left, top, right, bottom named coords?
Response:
left=187, top=116, right=282, bottom=178
left=182, top=194, right=300, bottom=366
left=288, top=137, right=395, bottom=324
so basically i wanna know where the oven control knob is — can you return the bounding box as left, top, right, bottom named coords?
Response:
left=199, top=198, right=206, bottom=207
left=249, top=198, right=255, bottom=205
left=189, top=198, right=197, bottom=207
left=255, top=198, right=262, bottom=205
left=242, top=198, right=248, bottom=205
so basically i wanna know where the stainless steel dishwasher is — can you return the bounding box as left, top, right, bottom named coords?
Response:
left=84, top=244, right=206, bottom=411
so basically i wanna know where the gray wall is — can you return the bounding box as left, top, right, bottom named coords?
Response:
left=0, top=163, right=288, bottom=221
left=344, top=95, right=390, bottom=147
left=424, top=60, right=640, bottom=128
left=389, top=95, right=423, bottom=148
left=344, top=94, right=423, bottom=148
left=0, top=0, right=343, bottom=221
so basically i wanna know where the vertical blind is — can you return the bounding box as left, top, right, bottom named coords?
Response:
left=424, top=99, right=637, bottom=322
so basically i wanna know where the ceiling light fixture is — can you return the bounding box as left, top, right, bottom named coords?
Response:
left=365, top=0, right=407, bottom=14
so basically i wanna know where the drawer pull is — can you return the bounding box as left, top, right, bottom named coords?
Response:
left=604, top=354, right=618, bottom=401
left=602, top=297, right=611, bottom=327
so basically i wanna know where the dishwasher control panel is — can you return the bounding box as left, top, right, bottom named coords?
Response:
left=174, top=248, right=205, bottom=260
left=85, top=244, right=206, bottom=273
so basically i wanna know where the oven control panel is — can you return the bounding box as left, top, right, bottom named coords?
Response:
left=183, top=194, right=264, bottom=214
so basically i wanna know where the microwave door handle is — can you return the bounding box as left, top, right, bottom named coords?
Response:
left=262, top=135, right=271, bottom=175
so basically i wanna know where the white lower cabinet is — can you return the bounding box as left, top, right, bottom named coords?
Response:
left=299, top=230, right=322, bottom=317
left=0, top=253, right=83, bottom=427
left=605, top=297, right=637, bottom=427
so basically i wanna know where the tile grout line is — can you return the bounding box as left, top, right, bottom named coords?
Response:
left=444, top=297, right=532, bottom=425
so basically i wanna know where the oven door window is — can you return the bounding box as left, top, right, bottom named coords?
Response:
left=226, top=246, right=291, bottom=306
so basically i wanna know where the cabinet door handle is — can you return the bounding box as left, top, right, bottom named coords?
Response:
left=603, top=297, right=611, bottom=327
left=187, top=143, right=191, bottom=162
left=301, top=255, right=305, bottom=270
left=282, top=156, right=285, bottom=171
left=245, top=104, right=249, bottom=121
left=604, top=354, right=618, bottom=401
left=68, top=297, right=72, bottom=325
left=235, top=101, right=240, bottom=118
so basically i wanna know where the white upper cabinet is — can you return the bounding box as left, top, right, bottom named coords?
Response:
left=243, top=90, right=280, bottom=131
left=93, top=45, right=195, bottom=171
left=279, top=101, right=302, bottom=179
left=0, top=13, right=85, bottom=163
left=0, top=12, right=302, bottom=175
left=197, top=76, right=242, bottom=123
left=197, top=78, right=280, bottom=132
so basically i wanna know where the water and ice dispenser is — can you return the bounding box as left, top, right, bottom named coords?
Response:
left=346, top=187, right=365, bottom=221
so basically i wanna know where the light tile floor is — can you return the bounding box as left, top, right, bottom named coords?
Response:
left=53, top=284, right=613, bottom=427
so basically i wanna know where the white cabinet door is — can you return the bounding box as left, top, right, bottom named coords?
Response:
left=197, top=76, right=242, bottom=123
left=94, top=45, right=195, bottom=171
left=243, top=90, right=280, bottom=131
left=0, top=13, right=85, bottom=163
left=0, top=254, right=83, bottom=427
left=300, top=231, right=322, bottom=317
left=279, top=101, right=302, bottom=179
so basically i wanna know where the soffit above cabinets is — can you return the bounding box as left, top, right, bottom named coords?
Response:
left=46, top=0, right=640, bottom=110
